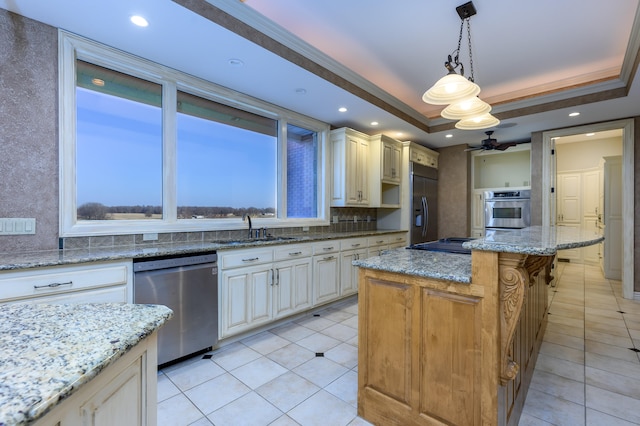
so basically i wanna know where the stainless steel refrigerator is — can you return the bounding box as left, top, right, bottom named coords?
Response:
left=410, top=162, right=438, bottom=245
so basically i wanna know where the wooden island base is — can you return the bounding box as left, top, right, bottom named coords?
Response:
left=357, top=250, right=552, bottom=426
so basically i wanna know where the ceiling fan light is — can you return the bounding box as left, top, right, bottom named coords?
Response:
left=455, top=113, right=500, bottom=130
left=441, top=96, right=491, bottom=120
left=422, top=73, right=480, bottom=105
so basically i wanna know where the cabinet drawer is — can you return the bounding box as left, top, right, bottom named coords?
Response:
left=274, top=244, right=312, bottom=261
left=6, top=285, right=128, bottom=305
left=313, top=241, right=339, bottom=254
left=388, top=234, right=407, bottom=246
left=367, top=235, right=389, bottom=247
left=0, top=262, right=130, bottom=303
left=220, top=248, right=273, bottom=269
left=340, top=238, right=367, bottom=251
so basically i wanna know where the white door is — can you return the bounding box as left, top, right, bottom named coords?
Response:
left=557, top=173, right=581, bottom=223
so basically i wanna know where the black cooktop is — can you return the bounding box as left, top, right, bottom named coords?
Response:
left=408, top=237, right=474, bottom=255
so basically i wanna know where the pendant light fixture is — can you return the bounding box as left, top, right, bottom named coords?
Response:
left=422, top=2, right=499, bottom=130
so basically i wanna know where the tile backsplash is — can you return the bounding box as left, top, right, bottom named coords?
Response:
left=61, top=207, right=378, bottom=250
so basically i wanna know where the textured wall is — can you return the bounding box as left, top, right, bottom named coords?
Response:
left=635, top=117, right=640, bottom=292
left=530, top=132, right=543, bottom=226
left=0, top=10, right=58, bottom=251
left=437, top=144, right=470, bottom=238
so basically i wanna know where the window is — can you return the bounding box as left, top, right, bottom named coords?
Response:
left=176, top=91, right=277, bottom=220
left=76, top=61, right=163, bottom=221
left=60, top=32, right=328, bottom=236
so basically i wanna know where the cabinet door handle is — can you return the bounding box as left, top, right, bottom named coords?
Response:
left=271, top=269, right=275, bottom=286
left=323, top=247, right=334, bottom=251
left=376, top=240, right=384, bottom=244
left=351, top=243, right=361, bottom=247
left=288, top=251, right=302, bottom=256
left=276, top=269, right=280, bottom=285
left=34, top=281, right=73, bottom=289
left=242, top=257, right=259, bottom=262
left=324, top=256, right=335, bottom=260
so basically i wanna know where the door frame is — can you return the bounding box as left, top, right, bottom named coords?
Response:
left=542, top=118, right=634, bottom=299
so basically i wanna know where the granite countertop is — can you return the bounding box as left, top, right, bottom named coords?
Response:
left=354, top=226, right=604, bottom=283
left=0, top=230, right=405, bottom=271
left=463, top=225, right=604, bottom=255
left=0, top=303, right=173, bottom=426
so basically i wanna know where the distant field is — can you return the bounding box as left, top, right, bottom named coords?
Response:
left=109, top=213, right=163, bottom=220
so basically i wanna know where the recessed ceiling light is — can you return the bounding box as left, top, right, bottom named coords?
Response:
left=569, top=112, right=580, bottom=117
left=295, top=88, right=307, bottom=95
left=396, top=132, right=404, bottom=137
left=338, top=107, right=347, bottom=113
left=91, top=78, right=105, bottom=87
left=130, top=15, right=148, bottom=27
left=228, top=58, right=244, bottom=67
left=371, top=121, right=379, bottom=126
left=445, top=134, right=453, bottom=138
left=586, top=133, right=595, bottom=136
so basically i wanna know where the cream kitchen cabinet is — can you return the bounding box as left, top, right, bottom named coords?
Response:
left=272, top=244, right=313, bottom=319
left=339, top=238, right=368, bottom=297
left=409, top=143, right=439, bottom=169
left=34, top=333, right=158, bottom=426
left=378, top=135, right=402, bottom=184
left=367, top=235, right=389, bottom=257
left=331, top=127, right=371, bottom=206
left=470, top=189, right=485, bottom=237
left=219, top=245, right=313, bottom=338
left=387, top=233, right=407, bottom=249
left=312, top=240, right=340, bottom=305
left=0, top=260, right=132, bottom=304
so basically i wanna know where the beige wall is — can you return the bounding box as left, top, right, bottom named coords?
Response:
left=437, top=144, right=470, bottom=238
left=0, top=10, right=59, bottom=251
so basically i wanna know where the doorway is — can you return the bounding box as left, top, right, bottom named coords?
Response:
left=542, top=118, right=634, bottom=299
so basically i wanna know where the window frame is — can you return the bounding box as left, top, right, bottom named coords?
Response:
left=59, top=31, right=329, bottom=237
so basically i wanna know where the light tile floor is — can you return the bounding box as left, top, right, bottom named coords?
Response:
left=157, top=263, right=640, bottom=426
left=519, top=262, right=640, bottom=425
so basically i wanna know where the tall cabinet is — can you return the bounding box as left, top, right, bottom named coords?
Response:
left=603, top=156, right=622, bottom=279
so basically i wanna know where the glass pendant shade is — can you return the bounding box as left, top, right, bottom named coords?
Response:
left=441, top=96, right=491, bottom=120
left=455, top=112, right=500, bottom=130
left=422, top=73, right=481, bottom=105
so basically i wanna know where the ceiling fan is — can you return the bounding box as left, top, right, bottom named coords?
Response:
left=465, top=131, right=518, bottom=151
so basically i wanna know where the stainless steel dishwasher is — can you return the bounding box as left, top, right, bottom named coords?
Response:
left=133, top=252, right=218, bottom=366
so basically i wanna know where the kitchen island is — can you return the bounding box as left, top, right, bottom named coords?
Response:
left=353, top=226, right=603, bottom=426
left=0, top=303, right=172, bottom=426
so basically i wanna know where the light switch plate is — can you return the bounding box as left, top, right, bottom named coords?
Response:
left=0, top=218, right=36, bottom=235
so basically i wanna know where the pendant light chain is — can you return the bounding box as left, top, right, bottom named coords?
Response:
left=466, top=18, right=475, bottom=83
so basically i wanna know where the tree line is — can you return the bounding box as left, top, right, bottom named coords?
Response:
left=77, top=202, right=275, bottom=220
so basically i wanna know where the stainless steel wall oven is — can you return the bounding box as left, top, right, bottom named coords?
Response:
left=484, top=190, right=531, bottom=230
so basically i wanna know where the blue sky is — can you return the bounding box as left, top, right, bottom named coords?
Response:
left=76, top=88, right=276, bottom=209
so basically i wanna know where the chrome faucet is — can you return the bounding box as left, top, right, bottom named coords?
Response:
left=242, top=214, right=252, bottom=238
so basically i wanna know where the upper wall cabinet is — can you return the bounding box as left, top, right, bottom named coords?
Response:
left=409, top=144, right=439, bottom=169
left=331, top=129, right=407, bottom=208
left=331, top=128, right=371, bottom=206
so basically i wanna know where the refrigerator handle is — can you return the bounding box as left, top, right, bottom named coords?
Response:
left=422, top=196, right=428, bottom=237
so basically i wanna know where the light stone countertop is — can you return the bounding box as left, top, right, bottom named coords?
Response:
left=354, top=226, right=604, bottom=283
left=0, top=230, right=405, bottom=271
left=463, top=225, right=604, bottom=255
left=0, top=303, right=173, bottom=426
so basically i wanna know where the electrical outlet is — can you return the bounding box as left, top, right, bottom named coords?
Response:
left=143, top=233, right=158, bottom=241
left=353, top=215, right=358, bottom=223
left=333, top=216, right=339, bottom=223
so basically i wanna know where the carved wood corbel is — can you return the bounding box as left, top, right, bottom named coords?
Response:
left=524, top=255, right=554, bottom=287
left=498, top=253, right=528, bottom=385
left=498, top=253, right=554, bottom=385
